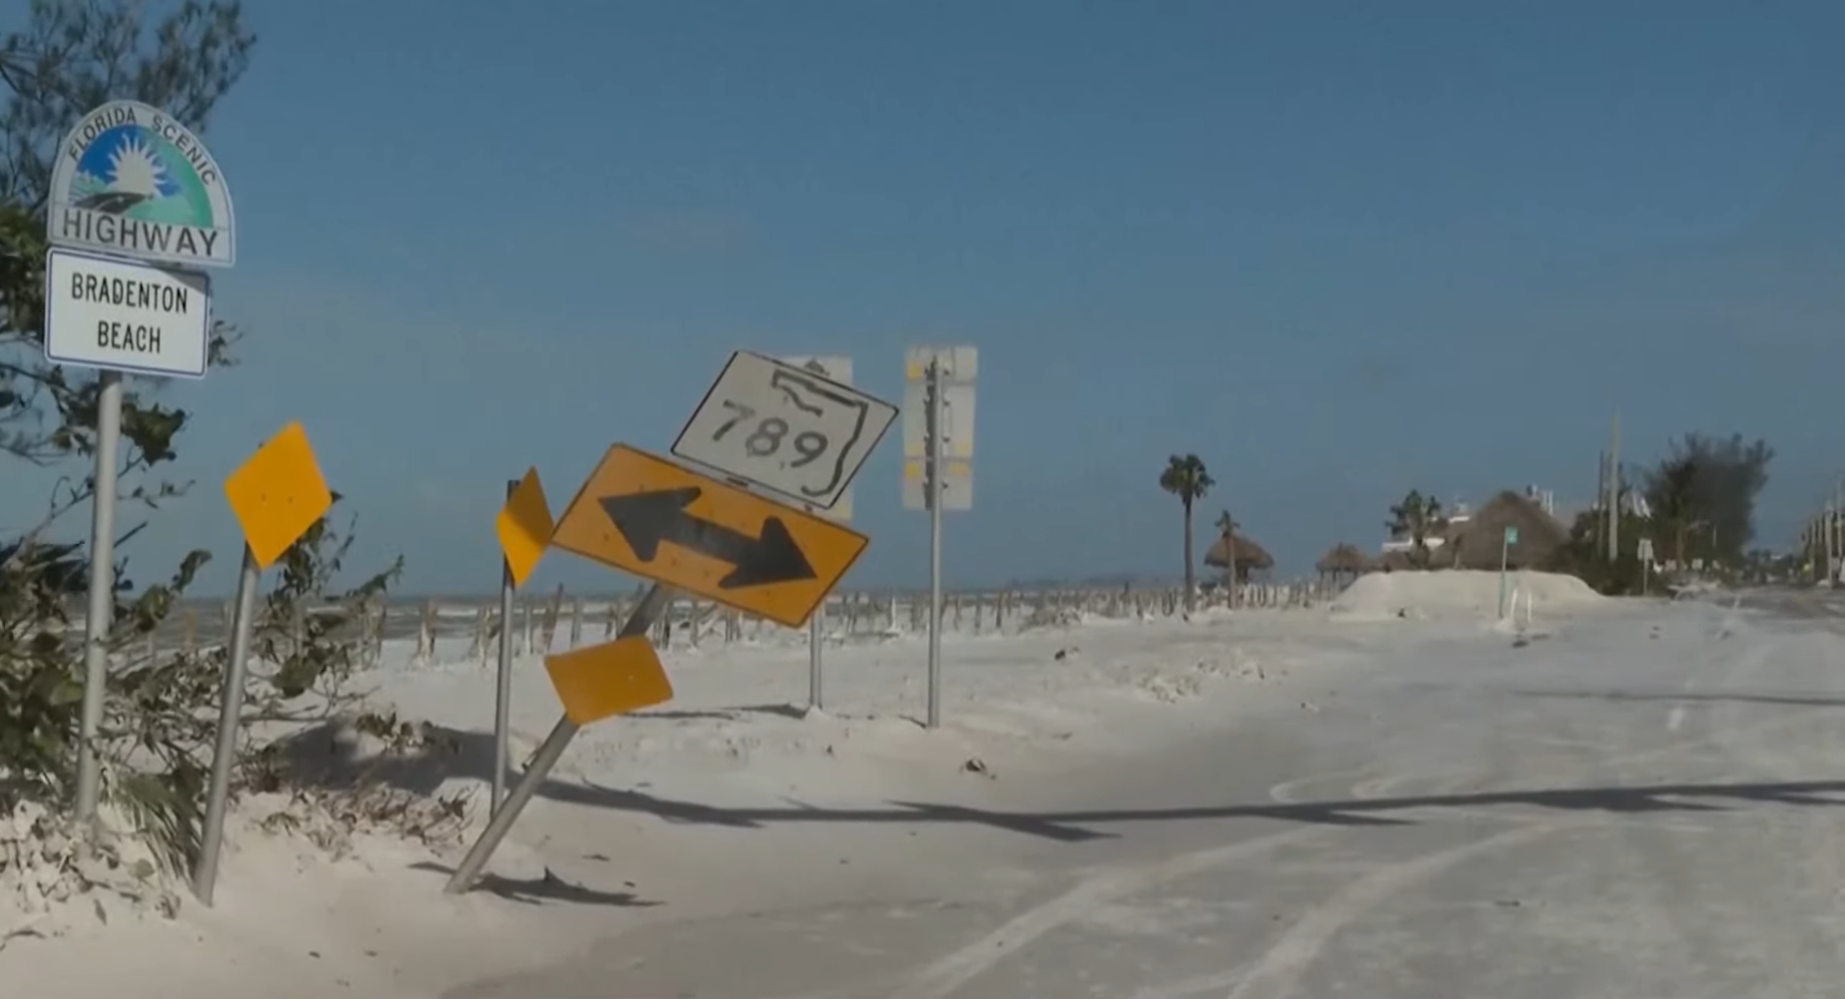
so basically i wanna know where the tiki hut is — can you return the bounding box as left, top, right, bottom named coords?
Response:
left=1204, top=534, right=1274, bottom=583
left=1315, top=542, right=1371, bottom=585
left=1447, top=490, right=1571, bottom=571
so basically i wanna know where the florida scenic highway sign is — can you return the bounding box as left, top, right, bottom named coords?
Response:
left=48, top=100, right=236, bottom=269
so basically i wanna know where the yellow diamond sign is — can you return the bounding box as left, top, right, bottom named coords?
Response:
left=544, top=635, right=674, bottom=726
left=496, top=467, right=553, bottom=588
left=224, top=422, right=333, bottom=569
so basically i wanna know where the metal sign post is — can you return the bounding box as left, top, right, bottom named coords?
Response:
left=492, top=467, right=553, bottom=816
left=494, top=478, right=518, bottom=816
left=1498, top=525, right=1518, bottom=620
left=774, top=354, right=859, bottom=714
left=72, top=372, right=122, bottom=822
left=903, top=346, right=975, bottom=730
left=446, top=583, right=673, bottom=893
left=808, top=608, right=824, bottom=712
left=197, top=421, right=334, bottom=905
left=193, top=546, right=260, bottom=904
left=926, top=358, right=945, bottom=729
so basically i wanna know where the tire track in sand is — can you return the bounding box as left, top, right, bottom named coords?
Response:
left=889, top=622, right=1802, bottom=999
left=886, top=823, right=1332, bottom=999
left=1222, top=821, right=1575, bottom=999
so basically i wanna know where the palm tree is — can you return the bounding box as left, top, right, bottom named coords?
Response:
left=1160, top=454, right=1214, bottom=611
left=1386, top=489, right=1447, bottom=568
left=1214, top=509, right=1240, bottom=604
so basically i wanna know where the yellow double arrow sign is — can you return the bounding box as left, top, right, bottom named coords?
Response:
left=496, top=445, right=868, bottom=725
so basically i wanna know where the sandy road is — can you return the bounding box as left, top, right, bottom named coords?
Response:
left=451, top=593, right=1845, bottom=999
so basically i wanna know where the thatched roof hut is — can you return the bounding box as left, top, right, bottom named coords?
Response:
left=1315, top=542, right=1371, bottom=575
left=1204, top=534, right=1274, bottom=581
left=1448, top=490, right=1571, bottom=571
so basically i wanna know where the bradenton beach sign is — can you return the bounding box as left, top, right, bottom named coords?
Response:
left=48, top=100, right=236, bottom=269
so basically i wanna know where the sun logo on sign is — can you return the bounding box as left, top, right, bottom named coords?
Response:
left=69, top=124, right=214, bottom=227
left=107, top=133, right=174, bottom=202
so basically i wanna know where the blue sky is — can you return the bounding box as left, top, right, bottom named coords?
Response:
left=7, top=1, right=1845, bottom=596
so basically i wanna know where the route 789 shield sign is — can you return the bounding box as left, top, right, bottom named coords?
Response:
left=671, top=351, right=897, bottom=511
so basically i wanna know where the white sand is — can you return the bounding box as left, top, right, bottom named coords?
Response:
left=0, top=589, right=1628, bottom=998
left=1328, top=569, right=1605, bottom=622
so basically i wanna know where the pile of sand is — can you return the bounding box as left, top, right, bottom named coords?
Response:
left=1329, top=569, right=1604, bottom=621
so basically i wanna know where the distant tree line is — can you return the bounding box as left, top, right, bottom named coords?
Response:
left=1160, top=430, right=1777, bottom=604
left=1560, top=432, right=1773, bottom=592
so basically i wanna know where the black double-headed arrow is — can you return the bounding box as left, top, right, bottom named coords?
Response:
left=599, top=488, right=817, bottom=589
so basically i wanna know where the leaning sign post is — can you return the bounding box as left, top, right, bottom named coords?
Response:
left=444, top=352, right=894, bottom=893
left=45, top=100, right=236, bottom=824
left=196, top=422, right=333, bottom=905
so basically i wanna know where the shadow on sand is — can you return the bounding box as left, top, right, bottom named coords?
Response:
left=407, top=860, right=661, bottom=908
left=271, top=712, right=1845, bottom=851
left=1514, top=688, right=1845, bottom=710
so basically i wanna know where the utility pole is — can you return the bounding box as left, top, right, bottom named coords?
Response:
left=1822, top=480, right=1837, bottom=579
left=1826, top=500, right=1833, bottom=586
left=1819, top=513, right=1828, bottom=581
left=1801, top=518, right=1811, bottom=580
left=1595, top=450, right=1608, bottom=556
left=1606, top=414, right=1621, bottom=562
left=1817, top=512, right=1827, bottom=582
left=1830, top=482, right=1842, bottom=586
